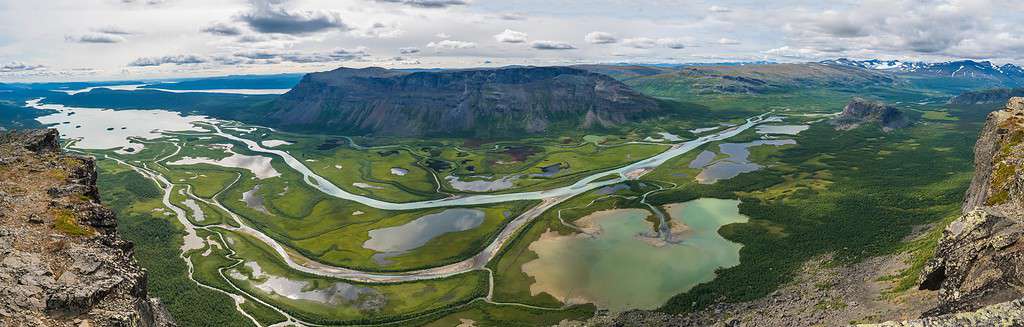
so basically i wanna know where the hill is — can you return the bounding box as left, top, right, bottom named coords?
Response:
left=949, top=88, right=1024, bottom=105
left=266, top=66, right=663, bottom=137
left=578, top=63, right=897, bottom=96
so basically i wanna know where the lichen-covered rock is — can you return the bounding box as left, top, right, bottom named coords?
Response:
left=867, top=298, right=1024, bottom=327
left=0, top=129, right=175, bottom=327
left=917, top=209, right=1024, bottom=315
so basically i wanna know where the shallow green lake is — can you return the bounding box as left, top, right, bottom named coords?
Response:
left=521, top=198, right=748, bottom=312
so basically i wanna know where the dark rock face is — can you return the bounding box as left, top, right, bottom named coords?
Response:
left=832, top=97, right=911, bottom=131
left=912, top=97, right=1024, bottom=319
left=0, top=129, right=175, bottom=327
left=949, top=88, right=1024, bottom=105
left=268, top=66, right=662, bottom=137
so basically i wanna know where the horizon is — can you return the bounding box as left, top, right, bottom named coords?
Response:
left=2, top=0, right=1023, bottom=82
left=6, top=57, right=1024, bottom=84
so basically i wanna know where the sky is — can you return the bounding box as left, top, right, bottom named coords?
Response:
left=2, top=0, right=1024, bottom=82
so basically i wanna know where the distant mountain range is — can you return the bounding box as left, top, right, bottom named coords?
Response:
left=822, top=58, right=1024, bottom=85
left=267, top=66, right=663, bottom=137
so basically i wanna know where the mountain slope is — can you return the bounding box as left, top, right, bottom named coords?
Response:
left=949, top=88, right=1024, bottom=105
left=822, top=59, right=1024, bottom=90
left=579, top=62, right=898, bottom=96
left=266, top=66, right=662, bottom=137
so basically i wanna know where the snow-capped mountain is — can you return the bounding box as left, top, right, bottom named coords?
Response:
left=822, top=58, right=1024, bottom=84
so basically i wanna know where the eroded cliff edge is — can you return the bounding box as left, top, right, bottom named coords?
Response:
left=887, top=97, right=1024, bottom=325
left=0, top=129, right=174, bottom=326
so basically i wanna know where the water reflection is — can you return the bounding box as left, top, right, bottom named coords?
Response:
left=691, top=140, right=795, bottom=184
left=363, top=208, right=485, bottom=253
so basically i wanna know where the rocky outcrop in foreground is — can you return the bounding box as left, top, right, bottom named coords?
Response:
left=268, top=66, right=663, bottom=137
left=0, top=129, right=174, bottom=326
left=910, top=97, right=1024, bottom=320
left=832, top=97, right=911, bottom=132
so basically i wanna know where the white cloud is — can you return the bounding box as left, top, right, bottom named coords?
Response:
left=763, top=46, right=826, bottom=59
left=708, top=5, right=731, bottom=13
left=374, top=0, right=469, bottom=8
left=65, top=33, right=127, bottom=44
left=622, top=37, right=657, bottom=49
left=585, top=31, right=617, bottom=44
left=718, top=38, right=740, bottom=45
left=128, top=54, right=208, bottom=66
left=658, top=38, right=686, bottom=49
left=531, top=40, right=575, bottom=50
left=494, top=29, right=528, bottom=43
left=0, top=62, right=45, bottom=72
left=352, top=22, right=403, bottom=38
left=427, top=39, right=477, bottom=49
left=623, top=37, right=685, bottom=49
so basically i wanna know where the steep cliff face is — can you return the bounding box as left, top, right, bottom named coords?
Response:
left=911, top=97, right=1024, bottom=321
left=0, top=129, right=174, bottom=326
left=268, top=66, right=662, bottom=137
left=832, top=97, right=911, bottom=131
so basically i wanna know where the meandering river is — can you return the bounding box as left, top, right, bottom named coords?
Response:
left=31, top=96, right=774, bottom=283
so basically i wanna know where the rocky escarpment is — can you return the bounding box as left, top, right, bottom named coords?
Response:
left=268, top=66, right=662, bottom=137
left=832, top=97, right=911, bottom=132
left=0, top=129, right=174, bottom=326
left=912, top=97, right=1024, bottom=321
left=949, top=88, right=1024, bottom=105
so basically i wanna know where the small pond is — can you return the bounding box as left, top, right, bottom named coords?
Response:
left=691, top=140, right=795, bottom=184
left=363, top=208, right=486, bottom=253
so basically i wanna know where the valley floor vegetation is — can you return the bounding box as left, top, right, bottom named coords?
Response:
left=78, top=82, right=990, bottom=325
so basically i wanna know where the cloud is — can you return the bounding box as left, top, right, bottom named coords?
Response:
left=435, top=32, right=451, bottom=38
left=622, top=37, right=685, bottom=49
left=278, top=48, right=369, bottom=63
left=782, top=0, right=1017, bottom=58
left=239, top=1, right=349, bottom=35
left=128, top=54, right=207, bottom=66
left=708, top=5, right=731, bottom=13
left=236, top=33, right=294, bottom=43
left=497, top=13, right=526, bottom=20
left=233, top=50, right=280, bottom=60
left=622, top=37, right=657, bottom=49
left=427, top=39, right=476, bottom=49
left=531, top=40, right=575, bottom=50
left=65, top=33, right=127, bottom=44
left=399, top=47, right=421, bottom=54
left=203, top=22, right=244, bottom=36
left=0, top=62, right=45, bottom=73
left=763, top=46, right=826, bottom=59
left=94, top=27, right=134, bottom=35
left=812, top=10, right=870, bottom=38
left=130, top=48, right=370, bottom=68
left=585, top=31, right=617, bottom=44
left=494, top=29, right=527, bottom=43
left=717, top=38, right=740, bottom=45
left=352, top=22, right=403, bottom=38
left=120, top=0, right=166, bottom=5
left=658, top=38, right=686, bottom=49
left=374, top=0, right=468, bottom=8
